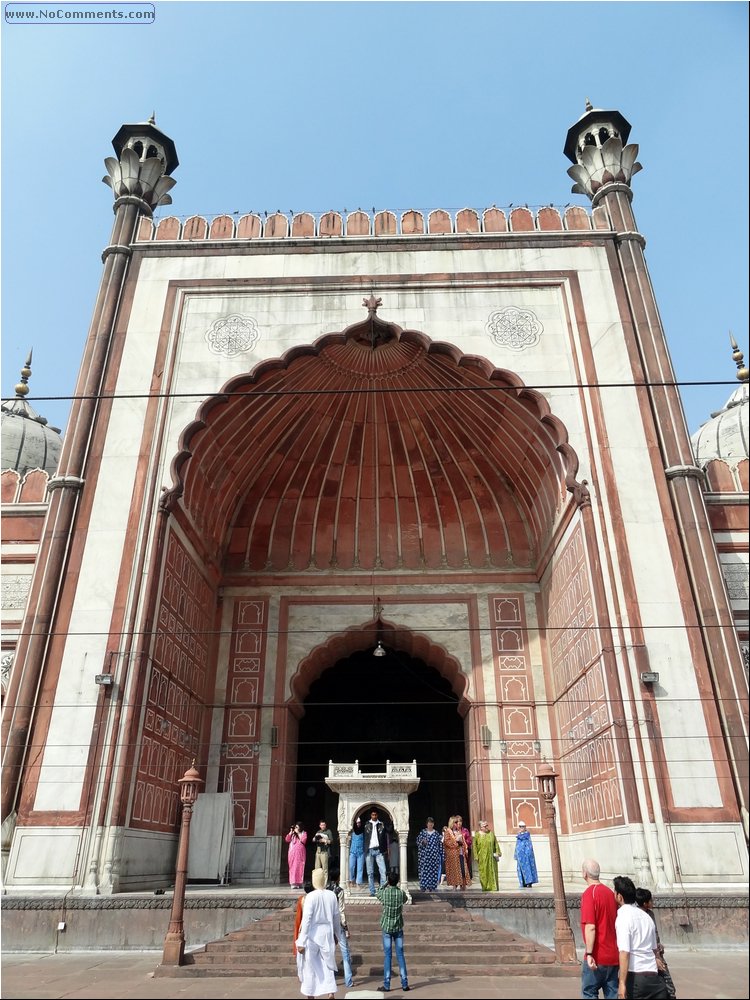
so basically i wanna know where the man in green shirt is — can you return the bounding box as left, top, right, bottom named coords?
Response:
left=375, top=871, right=410, bottom=992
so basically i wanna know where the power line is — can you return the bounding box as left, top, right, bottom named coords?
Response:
left=4, top=377, right=742, bottom=407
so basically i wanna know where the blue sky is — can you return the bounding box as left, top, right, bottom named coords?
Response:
left=2, top=1, right=748, bottom=436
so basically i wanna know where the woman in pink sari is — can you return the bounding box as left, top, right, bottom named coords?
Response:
left=286, top=822, right=307, bottom=888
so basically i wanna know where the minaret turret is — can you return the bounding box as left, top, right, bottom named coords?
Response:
left=564, top=100, right=642, bottom=201
left=104, top=115, right=178, bottom=214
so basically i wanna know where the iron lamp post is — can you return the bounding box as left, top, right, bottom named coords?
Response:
left=536, top=759, right=577, bottom=964
left=160, top=762, right=203, bottom=966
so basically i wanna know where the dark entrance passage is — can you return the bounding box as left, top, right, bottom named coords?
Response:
left=294, top=647, right=468, bottom=875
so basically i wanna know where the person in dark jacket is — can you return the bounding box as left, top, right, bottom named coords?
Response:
left=363, top=808, right=388, bottom=896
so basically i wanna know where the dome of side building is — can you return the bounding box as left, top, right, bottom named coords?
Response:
left=691, top=335, right=749, bottom=470
left=1, top=353, right=62, bottom=478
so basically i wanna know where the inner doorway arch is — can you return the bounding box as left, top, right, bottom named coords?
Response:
left=282, top=625, right=473, bottom=880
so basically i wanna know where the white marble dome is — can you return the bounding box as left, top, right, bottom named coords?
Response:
left=2, top=387, right=62, bottom=478
left=691, top=381, right=749, bottom=468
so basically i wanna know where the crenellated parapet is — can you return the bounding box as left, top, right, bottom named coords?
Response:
left=135, top=203, right=603, bottom=243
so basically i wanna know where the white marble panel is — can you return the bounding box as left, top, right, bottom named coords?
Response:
left=6, top=827, right=81, bottom=884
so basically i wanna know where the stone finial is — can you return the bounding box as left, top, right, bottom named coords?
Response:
left=14, top=351, right=33, bottom=398
left=363, top=294, right=383, bottom=316
left=730, top=332, right=749, bottom=382
left=585, top=97, right=593, bottom=112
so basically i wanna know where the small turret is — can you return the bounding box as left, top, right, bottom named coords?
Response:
left=103, top=114, right=178, bottom=212
left=564, top=100, right=642, bottom=200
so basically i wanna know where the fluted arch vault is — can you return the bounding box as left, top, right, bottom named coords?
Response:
left=172, top=322, right=580, bottom=572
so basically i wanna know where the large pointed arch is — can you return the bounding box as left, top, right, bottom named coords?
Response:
left=168, top=323, right=582, bottom=572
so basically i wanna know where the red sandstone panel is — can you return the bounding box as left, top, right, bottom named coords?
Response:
left=18, top=470, right=48, bottom=504
left=209, top=215, right=235, bottom=239
left=346, top=211, right=371, bottom=236
left=592, top=206, right=610, bottom=230
left=707, top=503, right=750, bottom=532
left=537, top=207, right=563, bottom=231
left=0, top=511, right=44, bottom=542
left=541, top=524, right=624, bottom=833
left=291, top=213, right=315, bottom=238
left=489, top=595, right=543, bottom=831
left=705, top=459, right=737, bottom=493
left=564, top=206, right=591, bottom=231
left=319, top=212, right=343, bottom=237
left=482, top=208, right=507, bottom=233
left=130, top=532, right=214, bottom=833
left=237, top=214, right=262, bottom=239
left=1, top=470, right=19, bottom=503
left=264, top=213, right=289, bottom=238
left=401, top=211, right=424, bottom=235
left=136, top=217, right=153, bottom=241
left=375, top=211, right=397, bottom=236
left=155, top=217, right=181, bottom=241
left=183, top=216, right=208, bottom=240
left=738, top=459, right=748, bottom=491
left=455, top=209, right=480, bottom=233
left=509, top=207, right=534, bottom=232
left=428, top=210, right=452, bottom=234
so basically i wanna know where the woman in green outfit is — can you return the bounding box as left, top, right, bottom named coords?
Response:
left=472, top=819, right=501, bottom=891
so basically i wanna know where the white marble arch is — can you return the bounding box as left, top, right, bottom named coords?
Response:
left=325, top=761, right=420, bottom=888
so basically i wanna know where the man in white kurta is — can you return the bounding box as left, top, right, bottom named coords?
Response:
left=296, top=867, right=342, bottom=998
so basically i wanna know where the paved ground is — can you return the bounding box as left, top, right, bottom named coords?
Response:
left=1, top=949, right=747, bottom=999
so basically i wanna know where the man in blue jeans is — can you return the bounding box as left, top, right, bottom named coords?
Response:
left=326, top=868, right=353, bottom=989
left=580, top=858, right=619, bottom=998
left=364, top=808, right=388, bottom=896
left=376, top=871, right=410, bottom=993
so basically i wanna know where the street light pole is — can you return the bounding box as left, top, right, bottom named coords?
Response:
left=160, top=762, right=203, bottom=967
left=536, top=759, right=577, bottom=964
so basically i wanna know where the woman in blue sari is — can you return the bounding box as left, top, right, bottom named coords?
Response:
left=416, top=817, right=443, bottom=890
left=513, top=820, right=538, bottom=888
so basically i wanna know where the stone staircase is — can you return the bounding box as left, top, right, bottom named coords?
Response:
left=179, top=896, right=578, bottom=979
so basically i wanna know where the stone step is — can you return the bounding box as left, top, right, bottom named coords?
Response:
left=206, top=935, right=538, bottom=953
left=194, top=946, right=553, bottom=964
left=174, top=899, right=577, bottom=980
left=181, top=961, right=576, bottom=979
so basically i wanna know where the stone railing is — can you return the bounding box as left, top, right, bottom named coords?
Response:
left=327, top=760, right=418, bottom=780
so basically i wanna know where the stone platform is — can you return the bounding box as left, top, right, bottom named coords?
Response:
left=2, top=884, right=747, bottom=954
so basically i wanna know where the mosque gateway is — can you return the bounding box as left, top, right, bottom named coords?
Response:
left=1, top=106, right=747, bottom=897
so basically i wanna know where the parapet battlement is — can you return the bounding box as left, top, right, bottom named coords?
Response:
left=135, top=203, right=611, bottom=244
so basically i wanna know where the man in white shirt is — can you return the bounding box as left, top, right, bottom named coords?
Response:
left=364, top=808, right=388, bottom=896
left=613, top=875, right=668, bottom=999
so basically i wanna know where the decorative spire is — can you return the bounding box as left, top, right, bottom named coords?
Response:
left=147, top=111, right=156, bottom=125
left=585, top=97, right=593, bottom=112
left=14, top=350, right=32, bottom=398
left=730, top=332, right=749, bottom=382
left=363, top=293, right=382, bottom=317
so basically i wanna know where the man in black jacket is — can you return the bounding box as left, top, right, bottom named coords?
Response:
left=364, top=808, right=388, bottom=896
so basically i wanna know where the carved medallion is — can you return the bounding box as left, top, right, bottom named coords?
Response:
left=486, top=307, right=543, bottom=351
left=205, top=314, right=259, bottom=357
